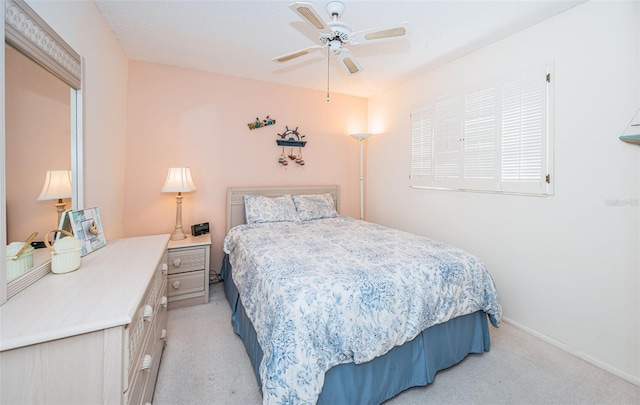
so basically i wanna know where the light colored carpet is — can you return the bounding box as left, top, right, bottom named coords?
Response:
left=153, top=282, right=639, bottom=405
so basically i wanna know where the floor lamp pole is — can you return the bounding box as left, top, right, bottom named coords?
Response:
left=351, top=133, right=372, bottom=221
left=358, top=138, right=365, bottom=220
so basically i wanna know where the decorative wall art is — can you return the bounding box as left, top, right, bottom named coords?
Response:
left=276, top=126, right=307, bottom=167
left=248, top=115, right=276, bottom=130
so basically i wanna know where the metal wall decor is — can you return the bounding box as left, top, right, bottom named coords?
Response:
left=277, top=126, right=307, bottom=167
left=248, top=115, right=276, bottom=130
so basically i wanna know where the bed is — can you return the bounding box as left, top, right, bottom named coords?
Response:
left=221, top=185, right=502, bottom=404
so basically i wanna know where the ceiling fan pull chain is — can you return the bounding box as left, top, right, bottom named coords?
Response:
left=326, top=46, right=330, bottom=102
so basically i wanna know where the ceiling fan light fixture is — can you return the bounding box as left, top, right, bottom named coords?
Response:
left=277, top=1, right=407, bottom=82
left=329, top=40, right=342, bottom=53
left=365, top=27, right=406, bottom=40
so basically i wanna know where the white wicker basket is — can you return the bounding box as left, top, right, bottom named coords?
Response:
left=6, top=241, right=34, bottom=281
left=45, top=230, right=82, bottom=274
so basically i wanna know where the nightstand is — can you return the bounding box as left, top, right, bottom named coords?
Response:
left=167, top=233, right=211, bottom=309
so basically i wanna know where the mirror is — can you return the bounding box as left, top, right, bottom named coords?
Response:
left=2, top=0, right=83, bottom=303
left=5, top=43, right=72, bottom=280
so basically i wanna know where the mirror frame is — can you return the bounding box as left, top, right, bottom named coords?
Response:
left=1, top=0, right=83, bottom=304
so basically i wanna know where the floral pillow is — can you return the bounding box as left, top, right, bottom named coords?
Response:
left=292, top=193, right=338, bottom=221
left=244, top=194, right=300, bottom=224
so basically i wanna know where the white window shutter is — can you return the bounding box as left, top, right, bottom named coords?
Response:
left=410, top=106, right=433, bottom=183
left=501, top=67, right=548, bottom=194
left=463, top=87, right=499, bottom=191
left=434, top=97, right=463, bottom=187
left=409, top=64, right=552, bottom=196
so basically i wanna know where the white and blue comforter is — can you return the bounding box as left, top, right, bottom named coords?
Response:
left=223, top=216, right=502, bottom=405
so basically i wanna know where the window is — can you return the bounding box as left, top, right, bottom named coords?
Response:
left=410, top=65, right=553, bottom=195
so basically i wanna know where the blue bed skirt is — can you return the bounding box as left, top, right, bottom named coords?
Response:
left=221, top=255, right=491, bottom=404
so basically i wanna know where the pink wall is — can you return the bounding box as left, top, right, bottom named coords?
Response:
left=5, top=44, right=70, bottom=242
left=123, top=61, right=367, bottom=269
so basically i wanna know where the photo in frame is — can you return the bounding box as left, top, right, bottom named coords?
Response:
left=68, top=207, right=106, bottom=256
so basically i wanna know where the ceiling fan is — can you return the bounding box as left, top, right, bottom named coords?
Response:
left=273, top=1, right=409, bottom=76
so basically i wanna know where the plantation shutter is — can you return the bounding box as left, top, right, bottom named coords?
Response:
left=433, top=97, right=462, bottom=188
left=410, top=106, right=433, bottom=184
left=463, top=87, right=499, bottom=191
left=501, top=67, right=548, bottom=194
left=409, top=64, right=552, bottom=195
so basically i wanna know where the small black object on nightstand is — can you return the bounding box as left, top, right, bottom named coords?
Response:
left=191, top=222, right=209, bottom=236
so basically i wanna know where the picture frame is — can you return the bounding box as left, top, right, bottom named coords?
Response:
left=68, top=207, right=107, bottom=256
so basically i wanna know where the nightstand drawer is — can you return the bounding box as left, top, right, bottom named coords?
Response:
left=167, top=234, right=211, bottom=309
left=167, top=247, right=206, bottom=274
left=168, top=270, right=205, bottom=297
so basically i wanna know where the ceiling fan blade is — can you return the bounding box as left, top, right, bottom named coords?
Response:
left=289, top=2, right=330, bottom=32
left=350, top=22, right=409, bottom=45
left=273, top=45, right=324, bottom=63
left=336, top=48, right=363, bottom=75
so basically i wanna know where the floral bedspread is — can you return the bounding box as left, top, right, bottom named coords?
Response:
left=223, top=216, right=502, bottom=405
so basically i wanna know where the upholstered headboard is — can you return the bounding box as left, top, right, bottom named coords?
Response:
left=226, top=185, right=340, bottom=232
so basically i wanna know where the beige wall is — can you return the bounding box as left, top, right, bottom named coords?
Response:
left=5, top=44, right=70, bottom=242
left=367, top=1, right=640, bottom=383
left=123, top=61, right=367, bottom=268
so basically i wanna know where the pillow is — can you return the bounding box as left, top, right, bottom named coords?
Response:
left=292, top=193, right=338, bottom=221
left=244, top=194, right=300, bottom=224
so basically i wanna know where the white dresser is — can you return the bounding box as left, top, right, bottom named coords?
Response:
left=0, top=234, right=170, bottom=405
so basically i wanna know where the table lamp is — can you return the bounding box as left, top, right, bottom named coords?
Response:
left=37, top=169, right=72, bottom=225
left=161, top=167, right=196, bottom=241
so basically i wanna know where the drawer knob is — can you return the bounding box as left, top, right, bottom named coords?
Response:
left=161, top=296, right=168, bottom=308
left=172, top=280, right=181, bottom=290
left=173, top=258, right=181, bottom=267
left=161, top=263, right=168, bottom=274
left=161, top=329, right=167, bottom=340
left=141, top=354, right=153, bottom=371
left=143, top=304, right=153, bottom=321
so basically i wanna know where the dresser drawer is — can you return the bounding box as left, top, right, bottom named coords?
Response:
left=168, top=246, right=206, bottom=274
left=126, top=354, right=149, bottom=405
left=129, top=295, right=167, bottom=405
left=142, top=311, right=167, bottom=405
left=168, top=270, right=205, bottom=297
left=127, top=278, right=167, bottom=405
left=125, top=252, right=168, bottom=392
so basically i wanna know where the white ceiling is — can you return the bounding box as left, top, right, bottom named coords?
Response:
left=94, top=0, right=583, bottom=99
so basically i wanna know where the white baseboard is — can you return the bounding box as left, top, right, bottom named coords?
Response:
left=501, top=316, right=640, bottom=387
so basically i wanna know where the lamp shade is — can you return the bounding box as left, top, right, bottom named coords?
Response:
left=37, top=169, right=72, bottom=201
left=161, top=167, right=197, bottom=193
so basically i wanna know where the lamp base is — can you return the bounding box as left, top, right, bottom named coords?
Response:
left=55, top=199, right=67, bottom=226
left=170, top=229, right=187, bottom=241
left=171, top=193, right=187, bottom=241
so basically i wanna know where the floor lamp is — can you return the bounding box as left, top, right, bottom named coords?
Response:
left=350, top=133, right=373, bottom=220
